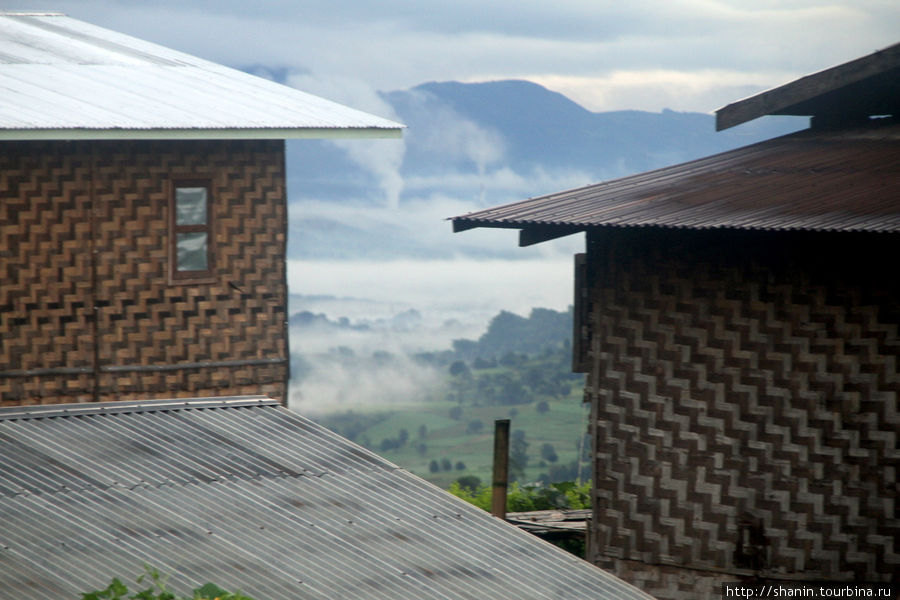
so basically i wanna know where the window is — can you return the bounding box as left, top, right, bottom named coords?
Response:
left=169, top=180, right=214, bottom=282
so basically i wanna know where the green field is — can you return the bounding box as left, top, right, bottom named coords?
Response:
left=311, top=374, right=590, bottom=488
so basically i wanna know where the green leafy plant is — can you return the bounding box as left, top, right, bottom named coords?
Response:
left=448, top=479, right=591, bottom=512
left=81, top=565, right=255, bottom=600
left=448, top=480, right=591, bottom=558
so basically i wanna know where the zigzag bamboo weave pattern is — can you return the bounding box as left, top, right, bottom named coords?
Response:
left=1, top=140, right=288, bottom=404
left=585, top=230, right=898, bottom=594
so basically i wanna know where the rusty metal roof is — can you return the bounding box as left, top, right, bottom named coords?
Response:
left=0, top=397, right=652, bottom=600
left=0, top=13, right=403, bottom=140
left=452, top=120, right=900, bottom=245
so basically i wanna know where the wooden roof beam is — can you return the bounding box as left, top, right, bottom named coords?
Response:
left=716, top=42, right=900, bottom=131
left=519, top=225, right=582, bottom=246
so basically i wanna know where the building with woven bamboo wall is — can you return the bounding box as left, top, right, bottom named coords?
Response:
left=452, top=44, right=899, bottom=599
left=0, top=13, right=402, bottom=406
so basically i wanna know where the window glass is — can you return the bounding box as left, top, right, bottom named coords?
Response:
left=176, top=187, right=207, bottom=225
left=176, top=232, right=209, bottom=271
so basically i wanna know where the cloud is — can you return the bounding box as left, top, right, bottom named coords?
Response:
left=528, top=69, right=791, bottom=113
left=289, top=189, right=585, bottom=261
left=287, top=73, right=407, bottom=208
left=403, top=167, right=594, bottom=199
left=287, top=257, right=577, bottom=315
left=49, top=0, right=900, bottom=113
left=393, top=88, right=508, bottom=203
left=414, top=99, right=506, bottom=176
left=290, top=352, right=443, bottom=414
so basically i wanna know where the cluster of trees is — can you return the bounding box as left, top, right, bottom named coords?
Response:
left=429, top=458, right=467, bottom=473
left=319, top=410, right=389, bottom=444
left=445, top=356, right=578, bottom=407
left=379, top=428, right=409, bottom=451
left=449, top=479, right=591, bottom=512
left=452, top=308, right=574, bottom=359
left=437, top=308, right=582, bottom=407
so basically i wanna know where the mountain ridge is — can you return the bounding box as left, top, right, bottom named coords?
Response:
left=286, top=78, right=808, bottom=259
left=388, top=79, right=804, bottom=175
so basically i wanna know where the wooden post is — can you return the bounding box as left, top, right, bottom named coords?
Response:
left=491, top=419, right=510, bottom=519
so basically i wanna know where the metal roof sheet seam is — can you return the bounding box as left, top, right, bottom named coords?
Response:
left=0, top=399, right=654, bottom=599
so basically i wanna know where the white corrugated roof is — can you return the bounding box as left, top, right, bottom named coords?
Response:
left=0, top=13, right=403, bottom=139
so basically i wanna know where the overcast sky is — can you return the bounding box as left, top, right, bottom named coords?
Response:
left=21, top=0, right=900, bottom=114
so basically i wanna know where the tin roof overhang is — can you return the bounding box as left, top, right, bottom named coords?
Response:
left=0, top=13, right=404, bottom=140
left=0, top=126, right=402, bottom=141
left=451, top=121, right=900, bottom=246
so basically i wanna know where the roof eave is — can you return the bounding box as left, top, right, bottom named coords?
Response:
left=0, top=126, right=404, bottom=141
left=452, top=217, right=584, bottom=246
left=716, top=41, right=900, bottom=131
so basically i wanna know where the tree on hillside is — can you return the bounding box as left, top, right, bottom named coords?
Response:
left=497, top=378, right=530, bottom=405
left=452, top=339, right=479, bottom=360
left=449, top=360, right=470, bottom=377
left=510, top=429, right=529, bottom=481
left=456, top=475, right=481, bottom=492
left=473, top=356, right=497, bottom=369
left=499, top=351, right=524, bottom=367
left=467, top=307, right=574, bottom=358
left=541, top=442, right=558, bottom=463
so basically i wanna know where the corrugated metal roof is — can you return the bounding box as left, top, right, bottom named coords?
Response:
left=0, top=13, right=403, bottom=140
left=0, top=397, right=652, bottom=600
left=452, top=121, right=900, bottom=240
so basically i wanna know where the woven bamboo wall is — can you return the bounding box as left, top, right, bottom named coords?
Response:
left=584, top=228, right=898, bottom=599
left=1, top=140, right=288, bottom=404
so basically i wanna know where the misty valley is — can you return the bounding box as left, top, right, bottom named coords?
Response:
left=288, top=299, right=591, bottom=501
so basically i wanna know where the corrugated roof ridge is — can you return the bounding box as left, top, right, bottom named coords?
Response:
left=0, top=396, right=276, bottom=420
left=0, top=462, right=311, bottom=500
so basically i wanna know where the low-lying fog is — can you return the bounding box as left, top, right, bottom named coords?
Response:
left=285, top=256, right=577, bottom=413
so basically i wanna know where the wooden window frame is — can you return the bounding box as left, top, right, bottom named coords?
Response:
left=168, top=178, right=216, bottom=284
left=572, top=252, right=590, bottom=373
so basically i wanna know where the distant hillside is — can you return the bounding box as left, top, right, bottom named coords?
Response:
left=451, top=307, right=573, bottom=360
left=394, top=80, right=802, bottom=176
left=286, top=79, right=808, bottom=258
